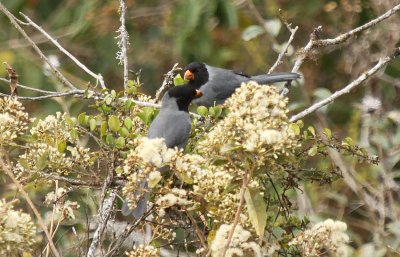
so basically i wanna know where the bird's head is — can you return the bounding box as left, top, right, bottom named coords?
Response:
left=183, top=62, right=209, bottom=89
left=165, top=84, right=202, bottom=112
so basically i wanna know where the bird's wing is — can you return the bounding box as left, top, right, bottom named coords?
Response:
left=148, top=110, right=191, bottom=149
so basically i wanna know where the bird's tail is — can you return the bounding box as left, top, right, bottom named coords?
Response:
left=250, top=72, right=300, bottom=84
left=121, top=181, right=150, bottom=219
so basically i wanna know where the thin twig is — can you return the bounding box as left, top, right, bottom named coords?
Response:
left=19, top=12, right=107, bottom=89
left=116, top=0, right=129, bottom=95
left=268, top=25, right=298, bottom=74
left=221, top=169, right=251, bottom=257
left=289, top=47, right=400, bottom=122
left=155, top=63, right=181, bottom=103
left=0, top=2, right=77, bottom=90
left=0, top=158, right=61, bottom=257
left=291, top=4, right=400, bottom=73
left=0, top=77, right=57, bottom=94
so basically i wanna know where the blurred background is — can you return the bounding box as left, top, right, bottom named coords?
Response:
left=1, top=0, right=400, bottom=255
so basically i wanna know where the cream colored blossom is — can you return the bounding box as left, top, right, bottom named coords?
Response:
left=0, top=97, right=29, bottom=145
left=126, top=245, right=158, bottom=257
left=0, top=199, right=36, bottom=254
left=211, top=224, right=262, bottom=257
left=289, top=219, right=349, bottom=257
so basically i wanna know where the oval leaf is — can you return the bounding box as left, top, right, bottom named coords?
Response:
left=108, top=115, right=120, bottom=133
left=244, top=187, right=267, bottom=238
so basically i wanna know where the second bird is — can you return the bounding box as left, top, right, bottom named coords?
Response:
left=122, top=83, right=203, bottom=218
left=183, top=62, right=301, bottom=107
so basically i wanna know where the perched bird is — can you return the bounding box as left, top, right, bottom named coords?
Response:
left=183, top=61, right=301, bottom=106
left=122, top=83, right=203, bottom=218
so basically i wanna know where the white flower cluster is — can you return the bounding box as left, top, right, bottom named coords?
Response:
left=0, top=199, right=36, bottom=255
left=122, top=137, right=180, bottom=211
left=289, top=219, right=349, bottom=257
left=211, top=224, right=262, bottom=257
left=198, top=82, right=299, bottom=164
left=156, top=188, right=191, bottom=209
left=0, top=97, right=29, bottom=145
left=125, top=244, right=158, bottom=257
left=30, top=112, right=74, bottom=143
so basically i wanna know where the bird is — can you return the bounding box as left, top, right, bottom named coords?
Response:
left=183, top=61, right=301, bottom=106
left=122, top=83, right=203, bottom=218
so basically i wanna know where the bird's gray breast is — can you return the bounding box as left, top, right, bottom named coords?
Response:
left=148, top=109, right=191, bottom=149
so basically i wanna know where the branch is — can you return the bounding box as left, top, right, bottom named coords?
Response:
left=0, top=159, right=61, bottom=257
left=87, top=191, right=116, bottom=257
left=0, top=3, right=77, bottom=90
left=289, top=47, right=400, bottom=122
left=0, top=77, right=57, bottom=94
left=291, top=4, right=400, bottom=73
left=154, top=63, right=181, bottom=103
left=221, top=168, right=252, bottom=257
left=268, top=25, right=298, bottom=74
left=116, top=0, right=129, bottom=95
left=18, top=12, right=107, bottom=90
left=36, top=172, right=125, bottom=187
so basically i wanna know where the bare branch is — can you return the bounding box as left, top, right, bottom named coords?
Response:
left=155, top=63, right=181, bottom=103
left=87, top=191, right=116, bottom=257
left=289, top=47, right=400, bottom=122
left=291, top=4, right=400, bottom=73
left=19, top=12, right=107, bottom=90
left=116, top=0, right=130, bottom=95
left=0, top=2, right=77, bottom=90
left=221, top=168, right=252, bottom=257
left=0, top=77, right=57, bottom=94
left=268, top=26, right=298, bottom=74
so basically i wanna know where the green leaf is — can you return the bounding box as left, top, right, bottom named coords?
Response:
left=115, top=137, right=125, bottom=149
left=173, top=74, right=189, bottom=86
left=197, top=106, right=208, bottom=117
left=100, top=121, right=107, bottom=138
left=120, top=127, right=129, bottom=137
left=36, top=152, right=48, bottom=171
left=124, top=99, right=133, bottom=109
left=308, top=126, right=316, bottom=137
left=137, top=107, right=155, bottom=125
left=324, top=128, right=332, bottom=139
left=57, top=140, right=67, bottom=153
left=124, top=117, right=133, bottom=130
left=296, top=120, right=304, bottom=128
left=70, top=129, right=78, bottom=141
left=106, top=134, right=115, bottom=146
left=108, top=115, right=120, bottom=133
left=289, top=123, right=300, bottom=136
left=209, top=106, right=222, bottom=118
left=244, top=187, right=267, bottom=238
left=127, top=80, right=135, bottom=87
left=308, top=145, right=318, bottom=156
left=105, top=95, right=113, bottom=105
left=343, top=137, right=353, bottom=146
left=111, top=89, right=116, bottom=97
left=89, top=118, right=96, bottom=131
left=78, top=112, right=87, bottom=126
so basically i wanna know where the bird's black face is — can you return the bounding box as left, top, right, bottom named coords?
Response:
left=183, top=62, right=209, bottom=89
left=167, top=84, right=202, bottom=112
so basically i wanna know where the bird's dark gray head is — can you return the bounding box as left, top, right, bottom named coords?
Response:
left=183, top=62, right=209, bottom=89
left=164, top=84, right=202, bottom=112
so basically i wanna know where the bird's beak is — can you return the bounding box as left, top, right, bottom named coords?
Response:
left=195, top=89, right=202, bottom=98
left=184, top=70, right=194, bottom=81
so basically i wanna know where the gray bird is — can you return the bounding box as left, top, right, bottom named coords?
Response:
left=122, top=84, right=203, bottom=218
left=183, top=62, right=301, bottom=106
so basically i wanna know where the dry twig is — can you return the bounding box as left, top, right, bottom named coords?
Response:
left=116, top=0, right=129, bottom=94
left=155, top=63, right=181, bottom=103
left=289, top=47, right=400, bottom=122
left=0, top=2, right=77, bottom=90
